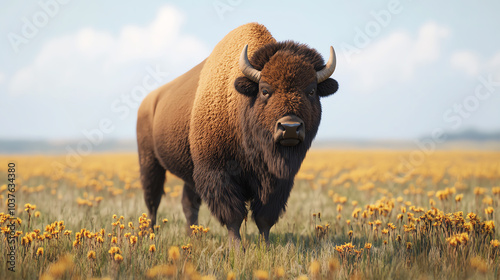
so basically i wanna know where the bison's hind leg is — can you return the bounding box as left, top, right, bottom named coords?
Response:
left=139, top=155, right=166, bottom=228
left=182, top=183, right=202, bottom=235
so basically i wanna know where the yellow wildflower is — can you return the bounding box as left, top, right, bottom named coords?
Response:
left=149, top=244, right=156, bottom=253
left=37, top=247, right=44, bottom=256
left=274, top=267, right=286, bottom=278
left=227, top=271, right=236, bottom=280
left=130, top=235, right=137, bottom=245
left=310, top=260, right=320, bottom=277
left=146, top=264, right=177, bottom=278
left=254, top=270, right=269, bottom=280
left=168, top=246, right=180, bottom=261
left=114, top=254, right=124, bottom=263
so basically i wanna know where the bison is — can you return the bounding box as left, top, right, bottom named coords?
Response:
left=137, top=23, right=339, bottom=243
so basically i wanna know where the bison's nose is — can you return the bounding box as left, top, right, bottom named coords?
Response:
left=274, top=115, right=305, bottom=146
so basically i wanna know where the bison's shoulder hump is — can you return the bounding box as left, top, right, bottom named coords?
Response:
left=189, top=23, right=276, bottom=159
left=198, top=23, right=276, bottom=95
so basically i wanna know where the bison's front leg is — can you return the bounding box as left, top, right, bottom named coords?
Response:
left=251, top=189, right=290, bottom=243
left=251, top=202, right=278, bottom=243
left=193, top=167, right=247, bottom=247
left=254, top=216, right=272, bottom=243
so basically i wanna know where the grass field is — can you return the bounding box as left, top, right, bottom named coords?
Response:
left=0, top=150, right=499, bottom=279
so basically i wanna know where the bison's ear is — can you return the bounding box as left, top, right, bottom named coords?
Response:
left=234, top=77, right=259, bottom=96
left=317, top=78, right=339, bottom=97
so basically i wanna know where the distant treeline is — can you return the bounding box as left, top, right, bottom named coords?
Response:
left=0, top=139, right=138, bottom=154
left=0, top=129, right=499, bottom=154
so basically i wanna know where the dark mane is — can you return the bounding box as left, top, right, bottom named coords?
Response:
left=250, top=41, right=326, bottom=72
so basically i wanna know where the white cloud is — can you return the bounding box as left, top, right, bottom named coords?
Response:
left=450, top=50, right=500, bottom=79
left=9, top=5, right=209, bottom=97
left=450, top=51, right=480, bottom=77
left=341, top=22, right=450, bottom=92
left=0, top=72, right=5, bottom=85
left=414, top=23, right=450, bottom=62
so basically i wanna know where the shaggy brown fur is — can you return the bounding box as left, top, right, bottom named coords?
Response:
left=137, top=23, right=339, bottom=243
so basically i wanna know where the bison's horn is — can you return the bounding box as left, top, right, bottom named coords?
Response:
left=316, top=46, right=337, bottom=83
left=239, top=44, right=261, bottom=83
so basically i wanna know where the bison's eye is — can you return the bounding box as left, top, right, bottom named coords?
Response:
left=259, top=82, right=272, bottom=98
left=309, top=88, right=316, bottom=96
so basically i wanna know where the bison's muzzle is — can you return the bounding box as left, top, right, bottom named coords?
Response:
left=274, top=115, right=305, bottom=146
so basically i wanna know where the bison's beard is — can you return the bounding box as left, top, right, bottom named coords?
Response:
left=243, top=123, right=310, bottom=176
left=239, top=116, right=317, bottom=204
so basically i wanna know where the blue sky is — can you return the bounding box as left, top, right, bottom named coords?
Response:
left=1, top=0, right=500, bottom=141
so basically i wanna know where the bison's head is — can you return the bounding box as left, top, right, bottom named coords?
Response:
left=234, top=41, right=338, bottom=176
left=235, top=42, right=337, bottom=144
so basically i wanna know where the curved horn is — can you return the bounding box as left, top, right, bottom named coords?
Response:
left=239, top=44, right=261, bottom=83
left=316, top=46, right=337, bottom=83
